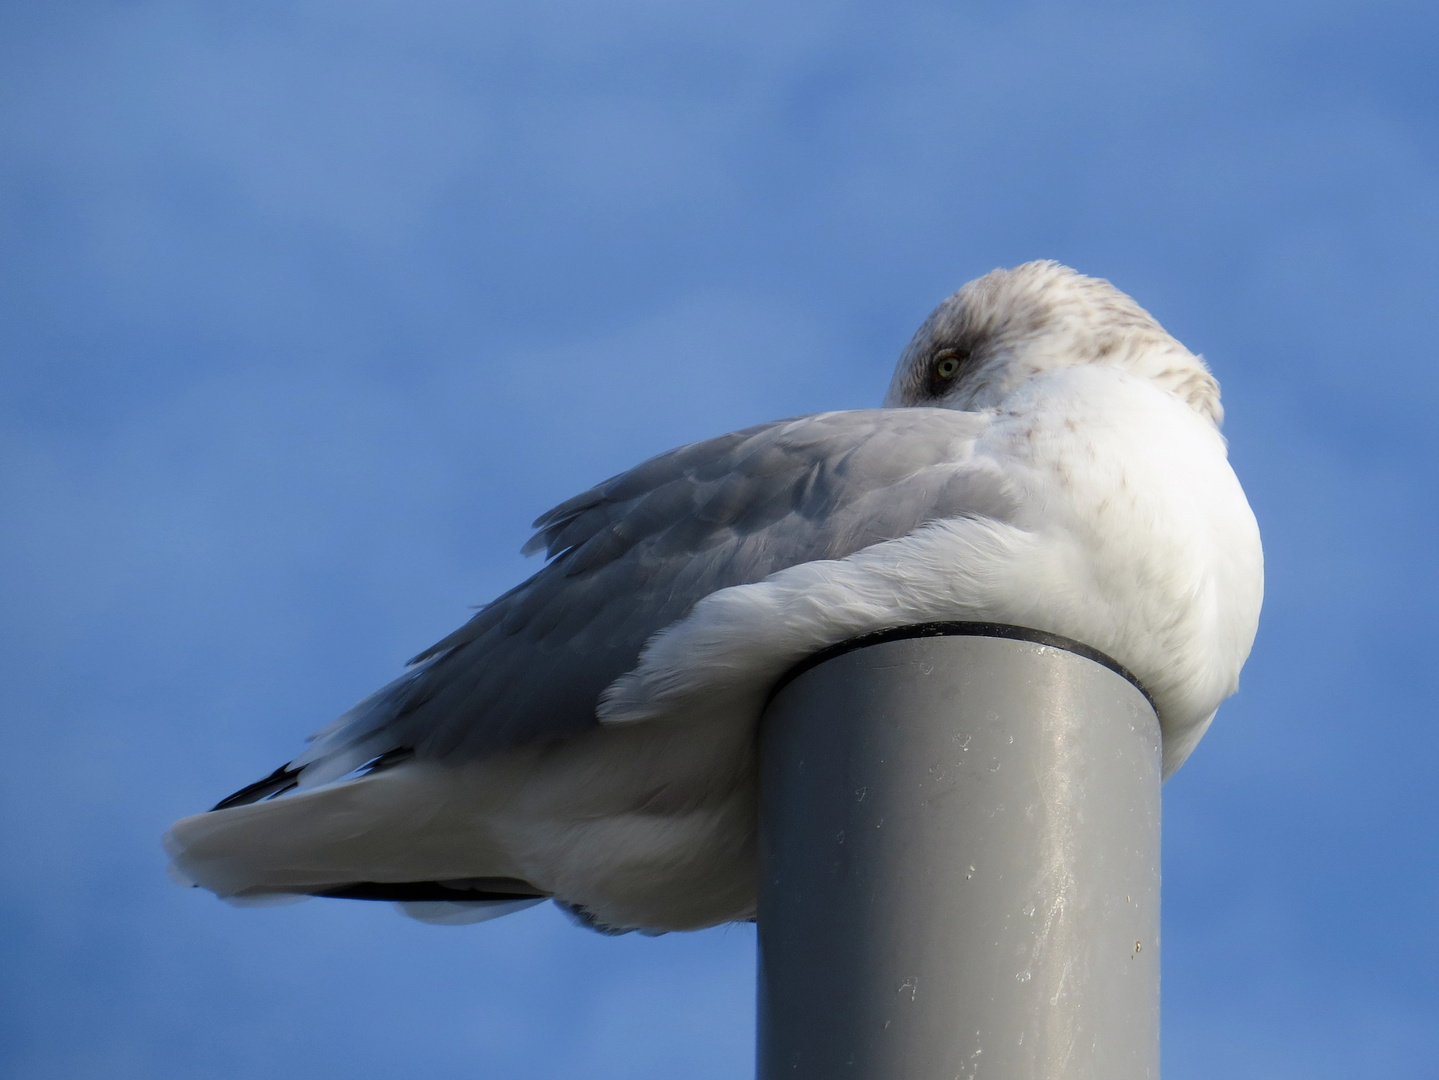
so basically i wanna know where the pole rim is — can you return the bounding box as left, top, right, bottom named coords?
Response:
left=766, top=621, right=1156, bottom=714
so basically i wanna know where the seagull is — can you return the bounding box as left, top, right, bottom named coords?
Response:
left=164, top=261, right=1263, bottom=933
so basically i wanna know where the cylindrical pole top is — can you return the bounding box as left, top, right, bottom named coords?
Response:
left=757, top=629, right=1160, bottom=1079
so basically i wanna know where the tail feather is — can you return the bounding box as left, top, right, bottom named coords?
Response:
left=400, top=898, right=546, bottom=925
left=164, top=761, right=535, bottom=903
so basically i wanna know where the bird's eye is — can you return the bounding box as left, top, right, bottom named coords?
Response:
left=929, top=350, right=965, bottom=389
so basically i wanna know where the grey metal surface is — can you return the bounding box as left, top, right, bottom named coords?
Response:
left=757, top=633, right=1161, bottom=1080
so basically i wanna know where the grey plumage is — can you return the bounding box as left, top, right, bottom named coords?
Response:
left=287, top=408, right=1010, bottom=789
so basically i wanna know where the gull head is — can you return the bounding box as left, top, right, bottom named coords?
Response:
left=883, top=261, right=1222, bottom=427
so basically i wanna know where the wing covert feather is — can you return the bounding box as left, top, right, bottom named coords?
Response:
left=297, top=408, right=1008, bottom=776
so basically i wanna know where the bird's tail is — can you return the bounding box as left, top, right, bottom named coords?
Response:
left=163, top=761, right=549, bottom=924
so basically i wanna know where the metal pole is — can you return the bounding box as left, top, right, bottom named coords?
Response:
left=757, top=627, right=1161, bottom=1080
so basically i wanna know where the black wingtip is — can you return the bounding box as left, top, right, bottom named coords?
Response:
left=209, top=748, right=416, bottom=813
left=313, top=878, right=549, bottom=903
left=210, top=763, right=301, bottom=811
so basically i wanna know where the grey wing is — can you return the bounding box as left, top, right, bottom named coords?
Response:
left=267, top=408, right=1009, bottom=791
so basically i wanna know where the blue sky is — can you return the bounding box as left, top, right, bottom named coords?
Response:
left=2, top=1, right=1436, bottom=1077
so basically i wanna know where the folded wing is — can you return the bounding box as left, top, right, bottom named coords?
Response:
left=229, top=407, right=1003, bottom=798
